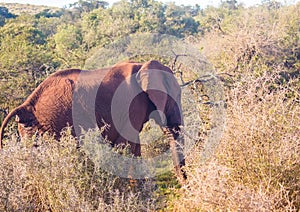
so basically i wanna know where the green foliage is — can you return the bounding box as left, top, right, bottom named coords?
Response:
left=164, top=3, right=200, bottom=37
left=69, top=0, right=109, bottom=13
left=54, top=24, right=86, bottom=68
left=35, top=8, right=64, bottom=19
left=0, top=6, right=16, bottom=26
left=35, top=16, right=62, bottom=37
left=81, top=0, right=199, bottom=50
left=0, top=6, right=16, bottom=19
left=0, top=15, right=56, bottom=108
left=81, top=4, right=136, bottom=49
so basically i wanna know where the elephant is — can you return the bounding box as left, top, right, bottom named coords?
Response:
left=0, top=60, right=186, bottom=183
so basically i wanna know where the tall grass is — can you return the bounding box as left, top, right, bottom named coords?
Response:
left=170, top=5, right=299, bottom=210
left=0, top=129, right=157, bottom=211
left=171, top=69, right=300, bottom=211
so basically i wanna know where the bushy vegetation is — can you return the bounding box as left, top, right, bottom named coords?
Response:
left=0, top=129, right=157, bottom=211
left=0, top=0, right=299, bottom=211
left=172, top=71, right=299, bottom=211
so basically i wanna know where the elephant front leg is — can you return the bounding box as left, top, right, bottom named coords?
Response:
left=114, top=136, right=141, bottom=157
left=114, top=136, right=141, bottom=181
left=114, top=136, right=142, bottom=190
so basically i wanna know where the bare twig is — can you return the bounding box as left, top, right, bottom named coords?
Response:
left=171, top=50, right=188, bottom=71
left=180, top=74, right=217, bottom=87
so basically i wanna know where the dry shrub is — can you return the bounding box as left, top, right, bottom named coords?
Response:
left=0, top=129, right=157, bottom=211
left=172, top=68, right=300, bottom=211
left=197, top=3, right=300, bottom=78
left=219, top=70, right=300, bottom=210
left=171, top=5, right=300, bottom=210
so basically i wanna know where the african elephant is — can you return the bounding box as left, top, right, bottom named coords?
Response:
left=0, top=60, right=186, bottom=183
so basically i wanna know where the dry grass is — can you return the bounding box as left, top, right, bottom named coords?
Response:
left=170, top=5, right=299, bottom=210
left=171, top=69, right=300, bottom=211
left=0, top=129, right=157, bottom=211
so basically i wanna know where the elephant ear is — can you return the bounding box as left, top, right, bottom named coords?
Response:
left=135, top=60, right=180, bottom=126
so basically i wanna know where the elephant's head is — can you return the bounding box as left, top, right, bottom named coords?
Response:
left=0, top=104, right=38, bottom=148
left=136, top=60, right=183, bottom=127
left=136, top=60, right=186, bottom=182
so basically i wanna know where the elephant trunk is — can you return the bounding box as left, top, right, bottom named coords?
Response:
left=0, top=106, right=22, bottom=149
left=165, top=126, right=187, bottom=184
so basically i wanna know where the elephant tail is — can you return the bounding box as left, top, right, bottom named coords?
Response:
left=0, top=106, right=22, bottom=149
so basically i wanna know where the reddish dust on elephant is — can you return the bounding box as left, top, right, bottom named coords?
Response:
left=0, top=60, right=186, bottom=183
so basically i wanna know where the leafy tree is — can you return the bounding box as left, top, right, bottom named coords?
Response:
left=35, top=9, right=64, bottom=19
left=35, top=16, right=62, bottom=37
left=53, top=24, right=86, bottom=68
left=194, top=3, right=243, bottom=34
left=220, top=0, right=238, bottom=10
left=0, top=15, right=56, bottom=109
left=81, top=2, right=136, bottom=49
left=0, top=6, right=16, bottom=18
left=164, top=3, right=200, bottom=37
left=81, top=0, right=200, bottom=50
left=262, top=0, right=282, bottom=10
left=129, top=0, right=166, bottom=33
left=0, top=6, right=16, bottom=26
left=69, top=0, right=109, bottom=13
